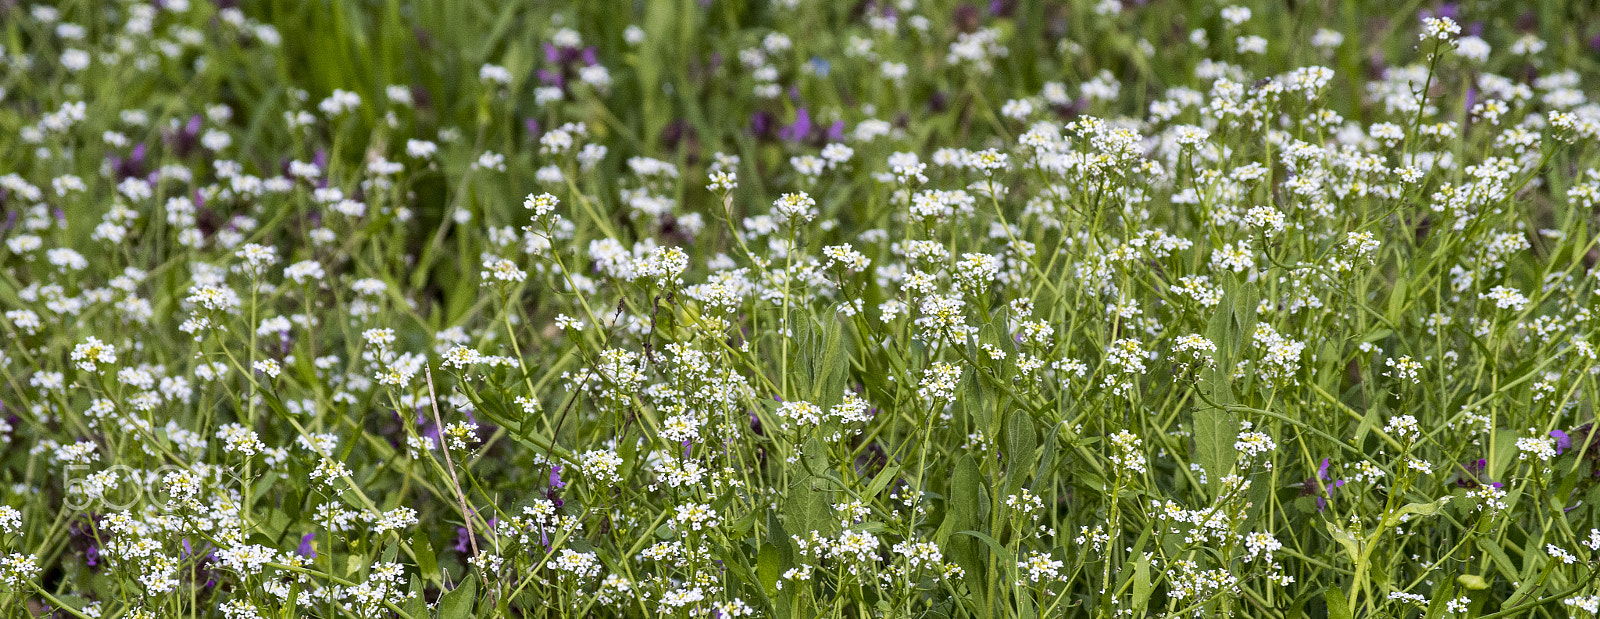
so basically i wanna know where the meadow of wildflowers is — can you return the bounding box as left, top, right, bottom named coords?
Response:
left=6, top=0, right=1600, bottom=617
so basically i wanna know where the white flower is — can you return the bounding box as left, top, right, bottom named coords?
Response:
left=71, top=336, right=117, bottom=372
left=1481, top=286, right=1530, bottom=311
left=1420, top=16, right=1460, bottom=43
left=252, top=359, right=281, bottom=378
left=772, top=192, right=817, bottom=222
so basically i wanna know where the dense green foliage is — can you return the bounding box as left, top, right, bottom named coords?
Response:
left=5, top=1, right=1600, bottom=618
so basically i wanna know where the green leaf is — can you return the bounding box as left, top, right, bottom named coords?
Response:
left=1423, top=573, right=1453, bottom=619
left=757, top=544, right=782, bottom=599
left=945, top=455, right=988, bottom=588
left=953, top=530, right=1014, bottom=567
left=1386, top=274, right=1408, bottom=325
left=1029, top=424, right=1061, bottom=495
left=1476, top=538, right=1518, bottom=580
left=864, top=464, right=901, bottom=498
left=1004, top=408, right=1037, bottom=496
left=816, top=317, right=848, bottom=407
left=783, top=473, right=837, bottom=538
left=766, top=508, right=798, bottom=615
left=718, top=547, right=774, bottom=618
left=964, top=364, right=994, bottom=432
left=1193, top=406, right=1237, bottom=496
left=1457, top=574, right=1489, bottom=590
left=1326, top=523, right=1361, bottom=561
left=1389, top=497, right=1451, bottom=524
left=1509, top=558, right=1556, bottom=606
left=1233, top=280, right=1259, bottom=349
left=1325, top=586, right=1353, bottom=619
left=412, top=530, right=438, bottom=584
left=1132, top=551, right=1153, bottom=616
left=438, top=573, right=476, bottom=619
left=404, top=575, right=427, bottom=619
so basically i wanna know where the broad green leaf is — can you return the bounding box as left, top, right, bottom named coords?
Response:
left=1396, top=498, right=1449, bottom=517
left=1132, top=551, right=1153, bottom=616
left=1193, top=405, right=1237, bottom=496
left=404, top=575, right=426, bottom=619
left=1457, top=574, right=1489, bottom=590
left=783, top=473, right=837, bottom=538
left=1004, top=408, right=1037, bottom=496
left=1233, top=279, right=1259, bottom=349
left=757, top=544, right=782, bottom=599
left=438, top=573, right=476, bottom=619
left=953, top=530, right=1015, bottom=567
left=864, top=464, right=901, bottom=498
left=817, top=317, right=848, bottom=407
left=1386, top=274, right=1408, bottom=325
left=945, top=455, right=988, bottom=588
left=1326, top=523, right=1361, bottom=561
left=1423, top=573, right=1452, bottom=619
left=1325, top=586, right=1353, bottom=619
left=1029, top=424, right=1061, bottom=495
left=412, top=530, right=438, bottom=584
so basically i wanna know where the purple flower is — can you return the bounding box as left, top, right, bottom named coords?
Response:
left=988, top=0, right=1017, bottom=17
left=164, top=114, right=203, bottom=157
left=415, top=409, right=441, bottom=443
left=538, top=68, right=564, bottom=88
left=1552, top=430, right=1572, bottom=455
left=1309, top=458, right=1345, bottom=511
left=68, top=517, right=103, bottom=569
left=541, top=41, right=594, bottom=81
left=298, top=533, right=316, bottom=559
left=111, top=143, right=149, bottom=181
left=779, top=108, right=814, bottom=143
left=549, top=464, right=567, bottom=489
left=749, top=111, right=776, bottom=138
left=1456, top=459, right=1499, bottom=489
left=953, top=4, right=981, bottom=33
left=1418, top=4, right=1459, bottom=22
